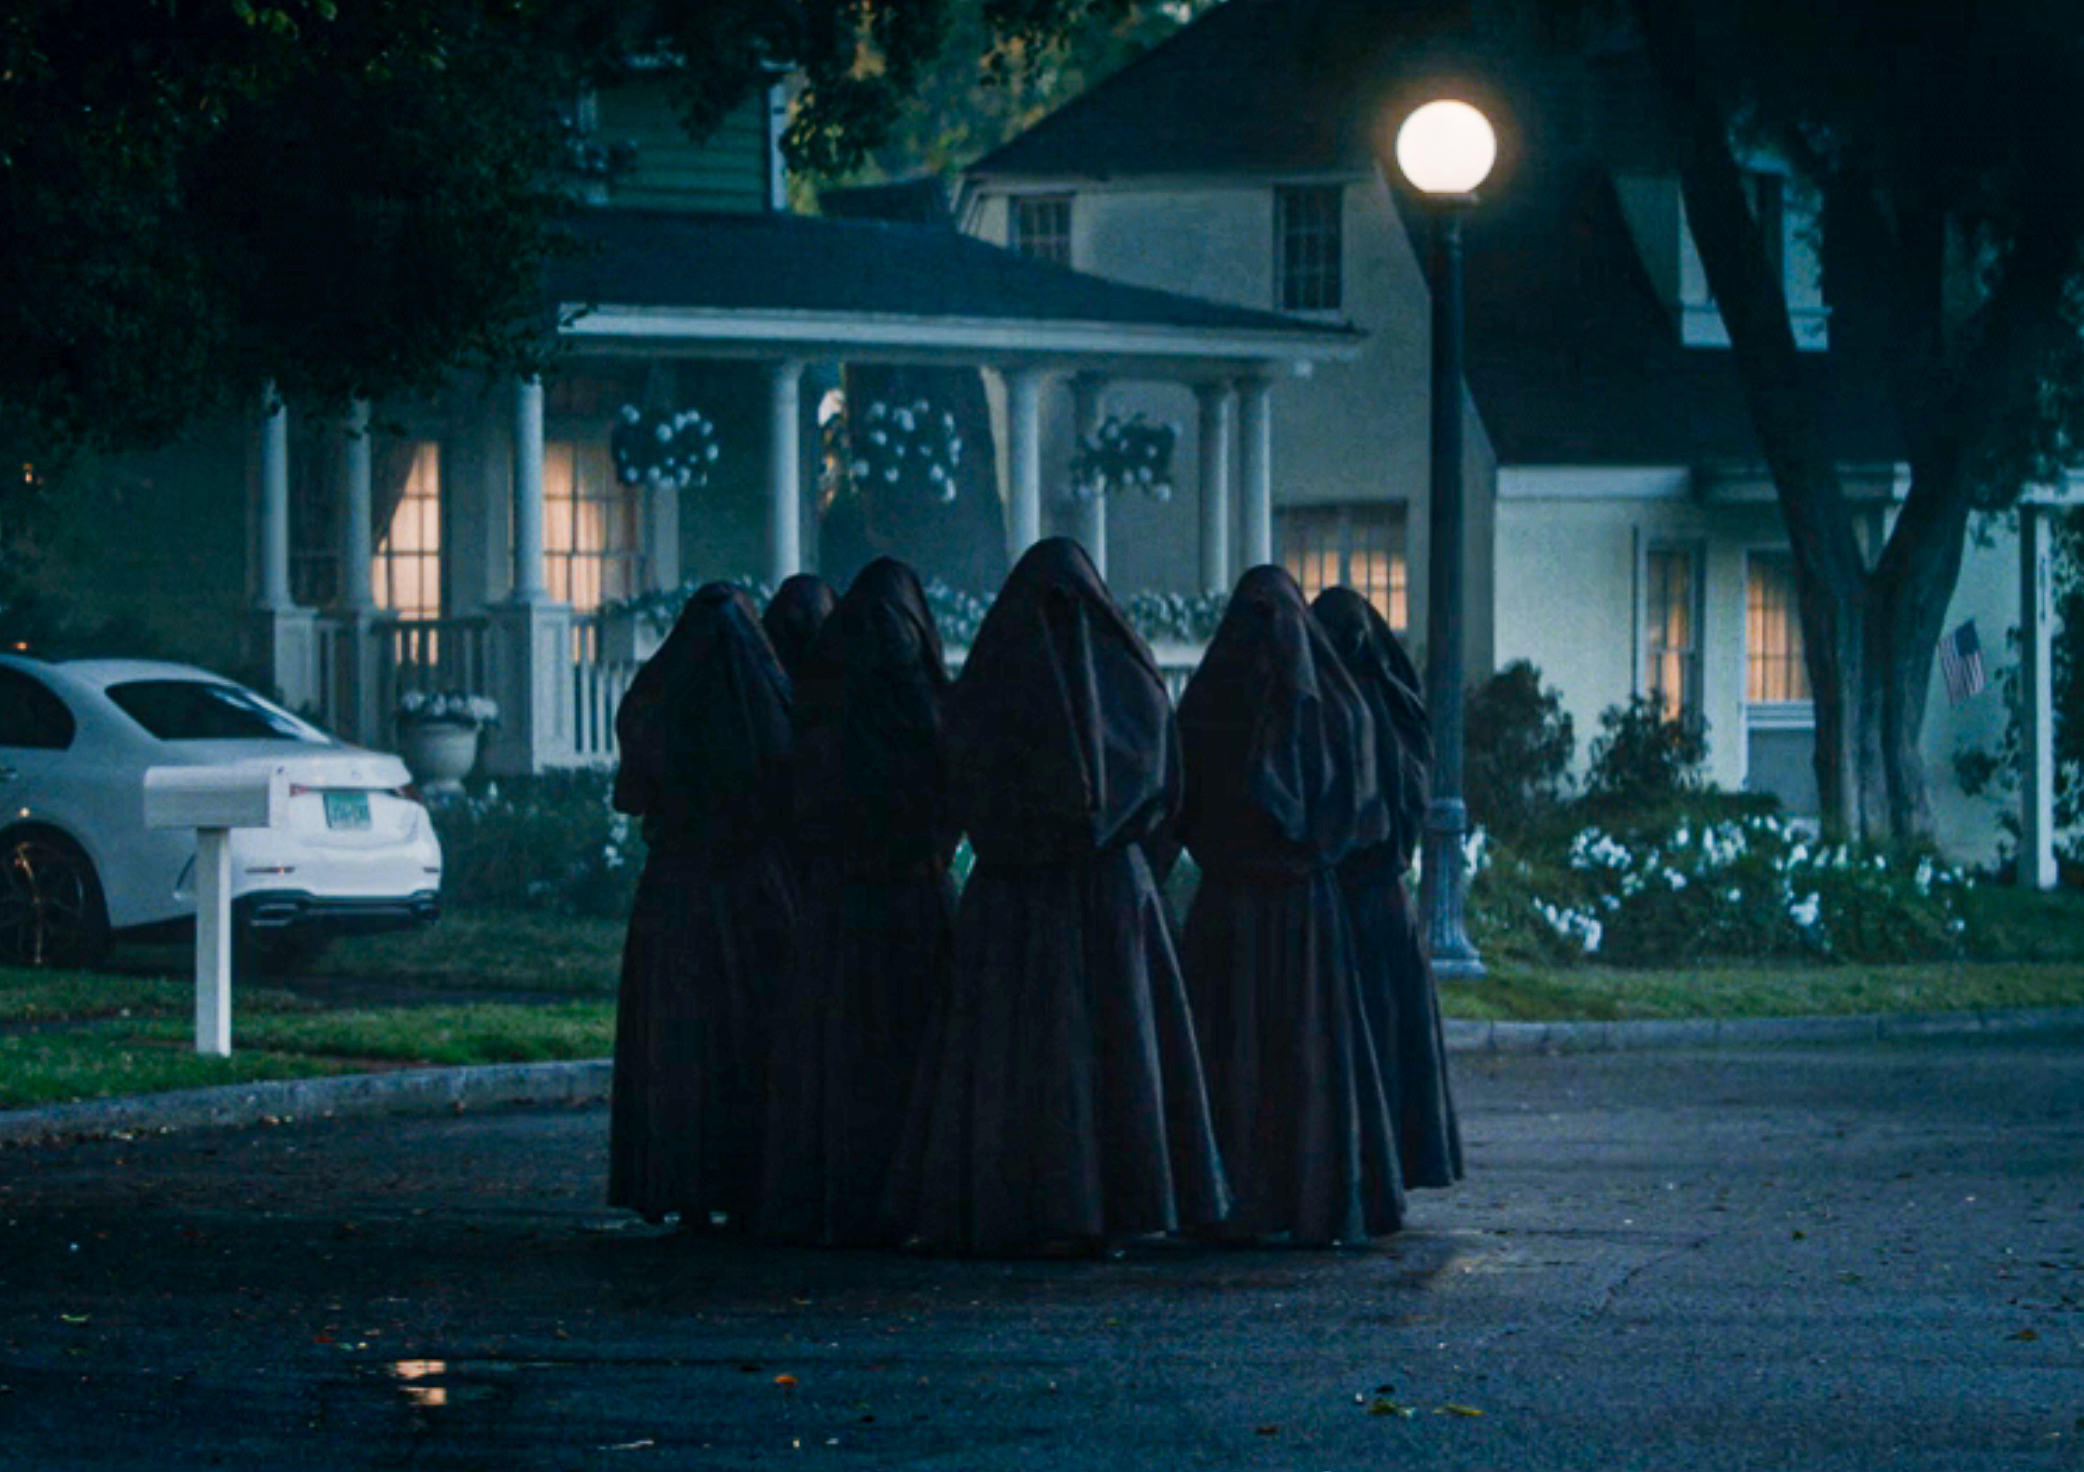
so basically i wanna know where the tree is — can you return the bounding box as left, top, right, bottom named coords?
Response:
left=1622, top=0, right=2084, bottom=843
left=0, top=0, right=1138, bottom=458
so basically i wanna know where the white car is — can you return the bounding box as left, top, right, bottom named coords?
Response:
left=0, top=655, right=442, bottom=969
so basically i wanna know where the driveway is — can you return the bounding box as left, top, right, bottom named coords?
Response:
left=1, top=1032, right=2079, bottom=1470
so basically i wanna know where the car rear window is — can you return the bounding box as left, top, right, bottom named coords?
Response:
left=106, top=681, right=325, bottom=742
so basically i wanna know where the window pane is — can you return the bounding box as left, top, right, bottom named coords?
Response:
left=1644, top=546, right=1699, bottom=722
left=375, top=444, right=441, bottom=619
left=1011, top=195, right=1072, bottom=267
left=1276, top=185, right=1343, bottom=312
left=542, top=440, right=644, bottom=612
left=1746, top=551, right=1811, bottom=702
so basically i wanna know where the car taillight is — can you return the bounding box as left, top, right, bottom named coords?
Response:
left=394, top=783, right=428, bottom=807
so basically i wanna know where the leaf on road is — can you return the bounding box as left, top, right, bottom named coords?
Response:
left=774, top=1374, right=799, bottom=1388
left=1253, top=1425, right=1280, bottom=1436
left=1438, top=1403, right=1485, bottom=1418
left=2007, top=1329, right=2039, bottom=1341
left=1368, top=1398, right=1417, bottom=1419
left=59, top=1314, right=90, bottom=1325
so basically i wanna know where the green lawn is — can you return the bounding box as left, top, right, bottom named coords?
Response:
left=7, top=888, right=2081, bottom=1112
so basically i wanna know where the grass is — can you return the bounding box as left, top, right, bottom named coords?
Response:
left=7, top=887, right=2084, bottom=1111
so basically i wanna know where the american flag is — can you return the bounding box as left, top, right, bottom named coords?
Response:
left=1940, top=620, right=1987, bottom=706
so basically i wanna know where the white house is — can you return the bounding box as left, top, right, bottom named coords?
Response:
left=954, top=0, right=2041, bottom=863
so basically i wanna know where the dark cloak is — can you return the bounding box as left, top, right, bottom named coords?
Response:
left=760, top=558, right=957, bottom=1246
left=762, top=574, right=838, bottom=686
left=608, top=583, right=796, bottom=1226
left=1177, top=565, right=1404, bottom=1245
left=1312, top=587, right=1463, bottom=1190
left=884, top=537, right=1229, bottom=1254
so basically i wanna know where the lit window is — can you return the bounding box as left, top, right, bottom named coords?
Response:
left=1746, top=551, right=1811, bottom=702
left=1276, top=185, right=1342, bottom=312
left=1279, top=504, right=1406, bottom=629
left=544, top=442, right=644, bottom=612
left=375, top=444, right=442, bottom=619
left=1010, top=195, right=1072, bottom=267
left=1643, top=545, right=1701, bottom=722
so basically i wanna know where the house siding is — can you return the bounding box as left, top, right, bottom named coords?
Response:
left=596, top=81, right=771, bottom=215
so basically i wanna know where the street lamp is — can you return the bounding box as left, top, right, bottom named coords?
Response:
left=1396, top=98, right=1495, bottom=981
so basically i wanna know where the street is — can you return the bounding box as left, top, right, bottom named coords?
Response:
left=2, top=1033, right=2079, bottom=1470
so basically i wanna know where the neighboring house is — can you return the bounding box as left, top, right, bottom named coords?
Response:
left=956, top=0, right=2034, bottom=860
left=65, top=70, right=1356, bottom=778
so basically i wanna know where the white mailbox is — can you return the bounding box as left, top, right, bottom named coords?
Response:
left=143, top=765, right=289, bottom=832
left=142, top=764, right=289, bottom=1058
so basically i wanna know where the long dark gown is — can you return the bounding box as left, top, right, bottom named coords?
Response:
left=608, top=583, right=796, bottom=1226
left=760, top=558, right=957, bottom=1246
left=1177, top=565, right=1405, bottom=1245
left=884, top=537, right=1229, bottom=1255
left=1312, top=587, right=1464, bottom=1190
left=763, top=574, right=838, bottom=685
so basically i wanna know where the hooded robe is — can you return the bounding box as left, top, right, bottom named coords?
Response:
left=1312, top=586, right=1464, bottom=1189
left=1177, top=566, right=1405, bottom=1244
left=884, top=538, right=1229, bottom=1254
left=608, top=583, right=795, bottom=1226
left=762, top=574, right=839, bottom=686
left=760, top=559, right=957, bottom=1245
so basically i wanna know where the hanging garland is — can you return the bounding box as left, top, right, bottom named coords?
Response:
left=611, top=403, right=721, bottom=491
left=1067, top=413, right=1178, bottom=503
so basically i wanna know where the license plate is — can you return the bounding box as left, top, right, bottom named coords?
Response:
left=324, top=791, right=371, bottom=830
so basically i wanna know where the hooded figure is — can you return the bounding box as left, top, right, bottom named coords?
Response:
left=608, top=583, right=796, bottom=1227
left=760, top=558, right=958, bottom=1245
left=1176, top=565, right=1404, bottom=1245
left=884, top=538, right=1229, bottom=1255
left=762, top=574, right=839, bottom=686
left=1312, top=587, right=1463, bottom=1190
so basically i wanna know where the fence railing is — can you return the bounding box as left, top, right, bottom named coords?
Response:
left=381, top=616, right=493, bottom=739
left=571, top=612, right=640, bottom=763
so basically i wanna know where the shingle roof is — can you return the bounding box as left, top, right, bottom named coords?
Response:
left=550, top=206, right=1358, bottom=341
left=967, top=0, right=1469, bottom=180
left=1453, top=166, right=1903, bottom=466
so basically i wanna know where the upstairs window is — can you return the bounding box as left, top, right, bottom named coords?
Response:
left=1010, top=195, right=1072, bottom=267
left=1276, top=184, right=1343, bottom=312
left=1279, top=504, right=1406, bottom=629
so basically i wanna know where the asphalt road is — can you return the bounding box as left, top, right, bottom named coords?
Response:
left=2, top=1033, right=2080, bottom=1471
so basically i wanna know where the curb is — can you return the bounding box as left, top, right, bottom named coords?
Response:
left=8, top=1006, right=2084, bottom=1148
left=1443, top=1005, right=2084, bottom=1055
left=1, top=1059, right=611, bottom=1150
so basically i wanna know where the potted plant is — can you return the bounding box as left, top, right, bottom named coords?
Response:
left=395, top=691, right=499, bottom=796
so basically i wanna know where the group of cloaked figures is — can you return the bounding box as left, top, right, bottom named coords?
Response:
left=607, top=536, right=1461, bottom=1257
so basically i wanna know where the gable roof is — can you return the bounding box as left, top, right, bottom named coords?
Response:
left=968, top=0, right=1472, bottom=180
left=1455, top=166, right=1903, bottom=467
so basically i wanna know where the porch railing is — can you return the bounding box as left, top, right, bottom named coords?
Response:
left=571, top=612, right=641, bottom=764
left=382, top=615, right=493, bottom=741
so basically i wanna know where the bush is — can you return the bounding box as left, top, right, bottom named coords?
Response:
left=1464, top=661, right=1575, bottom=840
left=428, top=770, right=642, bottom=918
left=1583, top=696, right=1708, bottom=811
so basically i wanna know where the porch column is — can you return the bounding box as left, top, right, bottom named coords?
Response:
left=2020, top=503, right=2057, bottom=889
left=339, top=400, right=382, bottom=745
left=511, top=376, right=548, bottom=602
left=1238, top=374, right=1274, bottom=569
left=1006, top=367, right=1047, bottom=559
left=251, top=388, right=318, bottom=712
left=1196, top=381, right=1236, bottom=594
left=766, top=358, right=805, bottom=585
left=484, top=375, right=573, bottom=777
left=258, top=391, right=294, bottom=609
left=1069, top=373, right=1108, bottom=578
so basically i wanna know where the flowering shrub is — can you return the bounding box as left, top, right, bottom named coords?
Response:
left=611, top=404, right=721, bottom=492
left=1067, top=414, right=1178, bottom=502
left=923, top=578, right=990, bottom=649
left=1466, top=812, right=1975, bottom=965
left=848, top=399, right=963, bottom=504
left=430, top=771, right=641, bottom=918
left=1583, top=695, right=1709, bottom=810
left=397, top=690, right=499, bottom=728
left=1120, top=590, right=1229, bottom=644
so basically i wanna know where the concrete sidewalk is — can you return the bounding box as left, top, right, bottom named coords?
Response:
left=6, top=1005, right=2081, bottom=1150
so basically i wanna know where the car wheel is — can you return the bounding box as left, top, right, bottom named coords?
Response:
left=0, top=830, right=111, bottom=969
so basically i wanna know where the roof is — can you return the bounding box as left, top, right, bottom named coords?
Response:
left=967, top=0, right=1473, bottom=180
left=550, top=207, right=1360, bottom=372
left=552, top=207, right=1356, bottom=336
left=1454, top=166, right=1903, bottom=466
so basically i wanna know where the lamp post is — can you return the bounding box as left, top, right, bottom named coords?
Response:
left=1397, top=98, right=1496, bottom=981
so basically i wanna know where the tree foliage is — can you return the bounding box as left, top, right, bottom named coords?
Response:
left=1623, top=0, right=2084, bottom=842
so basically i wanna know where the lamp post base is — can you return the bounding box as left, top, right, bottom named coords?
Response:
left=1419, top=797, right=1485, bottom=981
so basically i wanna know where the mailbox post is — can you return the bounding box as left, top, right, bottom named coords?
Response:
left=143, top=766, right=288, bottom=1057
